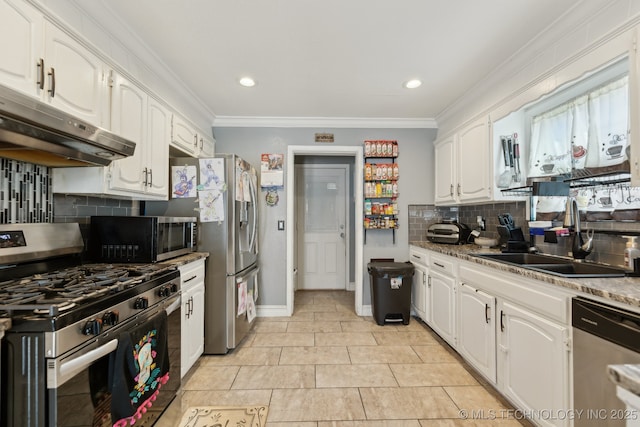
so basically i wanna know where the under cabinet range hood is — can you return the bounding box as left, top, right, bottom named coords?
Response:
left=0, top=85, right=135, bottom=167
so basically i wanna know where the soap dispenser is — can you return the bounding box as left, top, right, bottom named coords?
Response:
left=623, top=236, right=640, bottom=269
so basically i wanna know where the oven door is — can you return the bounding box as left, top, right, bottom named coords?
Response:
left=49, top=294, right=181, bottom=427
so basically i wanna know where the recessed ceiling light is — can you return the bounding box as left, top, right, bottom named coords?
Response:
left=404, top=79, right=422, bottom=89
left=239, top=77, right=256, bottom=87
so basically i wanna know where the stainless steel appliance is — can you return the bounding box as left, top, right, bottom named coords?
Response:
left=88, top=215, right=197, bottom=263
left=0, top=223, right=181, bottom=427
left=426, top=221, right=471, bottom=244
left=572, top=297, right=640, bottom=426
left=144, top=154, right=259, bottom=354
left=0, top=84, right=136, bottom=167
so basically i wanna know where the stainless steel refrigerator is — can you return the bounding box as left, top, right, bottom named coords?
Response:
left=144, top=154, right=259, bottom=354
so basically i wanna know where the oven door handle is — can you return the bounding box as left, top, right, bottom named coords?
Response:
left=53, top=339, right=118, bottom=388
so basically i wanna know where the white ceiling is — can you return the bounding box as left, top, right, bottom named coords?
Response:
left=89, top=0, right=584, bottom=121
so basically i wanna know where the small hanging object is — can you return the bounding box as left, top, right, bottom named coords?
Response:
left=265, top=188, right=279, bottom=206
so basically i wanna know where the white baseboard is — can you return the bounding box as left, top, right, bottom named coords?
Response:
left=346, top=281, right=355, bottom=291
left=361, top=304, right=372, bottom=317
left=256, top=305, right=289, bottom=317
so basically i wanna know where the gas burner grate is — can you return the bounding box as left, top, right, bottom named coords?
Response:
left=0, top=263, right=169, bottom=316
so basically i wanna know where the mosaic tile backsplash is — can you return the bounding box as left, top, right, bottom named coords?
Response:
left=0, top=159, right=52, bottom=223
left=1, top=159, right=139, bottom=232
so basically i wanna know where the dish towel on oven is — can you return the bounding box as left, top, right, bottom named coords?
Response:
left=110, top=310, right=170, bottom=427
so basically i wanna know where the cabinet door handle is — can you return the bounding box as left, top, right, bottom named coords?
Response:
left=189, top=296, right=194, bottom=316
left=48, top=67, right=56, bottom=97
left=500, top=310, right=505, bottom=332
left=148, top=168, right=153, bottom=187
left=200, top=137, right=203, bottom=150
left=434, top=262, right=445, bottom=269
left=422, top=274, right=426, bottom=285
left=142, top=167, right=148, bottom=186
left=427, top=276, right=431, bottom=287
left=485, top=304, right=490, bottom=324
left=457, top=183, right=461, bottom=196
left=184, top=275, right=197, bottom=283
left=449, top=184, right=454, bottom=197
left=37, top=58, right=45, bottom=90
left=194, top=134, right=198, bottom=148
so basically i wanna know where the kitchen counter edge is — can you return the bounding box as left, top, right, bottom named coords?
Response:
left=158, top=252, right=209, bottom=269
left=410, top=241, right=640, bottom=310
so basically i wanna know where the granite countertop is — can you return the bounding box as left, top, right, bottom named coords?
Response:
left=157, top=252, right=209, bottom=269
left=410, top=241, right=640, bottom=310
left=609, top=365, right=640, bottom=397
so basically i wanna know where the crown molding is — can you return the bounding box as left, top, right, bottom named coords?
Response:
left=212, top=116, right=437, bottom=129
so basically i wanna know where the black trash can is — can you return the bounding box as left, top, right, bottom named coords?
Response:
left=367, top=261, right=415, bottom=326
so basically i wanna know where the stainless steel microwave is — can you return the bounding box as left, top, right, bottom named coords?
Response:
left=88, top=216, right=197, bottom=262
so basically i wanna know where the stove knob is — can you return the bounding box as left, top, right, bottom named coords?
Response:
left=83, top=319, right=102, bottom=336
left=102, top=310, right=119, bottom=326
left=157, top=286, right=170, bottom=297
left=134, top=297, right=149, bottom=310
left=170, top=283, right=179, bottom=293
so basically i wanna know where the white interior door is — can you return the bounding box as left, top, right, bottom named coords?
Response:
left=296, top=165, right=347, bottom=290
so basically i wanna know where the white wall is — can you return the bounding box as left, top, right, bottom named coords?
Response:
left=213, top=127, right=436, bottom=308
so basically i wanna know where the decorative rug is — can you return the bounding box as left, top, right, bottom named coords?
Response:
left=178, top=406, right=268, bottom=427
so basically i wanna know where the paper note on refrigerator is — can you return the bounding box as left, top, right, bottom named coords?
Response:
left=246, top=290, right=256, bottom=322
left=199, top=158, right=225, bottom=190
left=171, top=165, right=197, bottom=198
left=198, top=189, right=224, bottom=222
left=237, top=279, right=247, bottom=316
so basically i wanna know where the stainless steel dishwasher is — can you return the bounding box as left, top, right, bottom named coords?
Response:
left=572, top=297, right=640, bottom=426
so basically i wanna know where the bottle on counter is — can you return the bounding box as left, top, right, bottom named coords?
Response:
left=624, top=236, right=640, bottom=269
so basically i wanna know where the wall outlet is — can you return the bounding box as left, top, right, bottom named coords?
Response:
left=277, top=220, right=285, bottom=231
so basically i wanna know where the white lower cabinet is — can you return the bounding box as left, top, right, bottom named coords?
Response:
left=498, top=300, right=570, bottom=427
left=414, top=247, right=572, bottom=427
left=410, top=247, right=429, bottom=322
left=179, top=258, right=205, bottom=378
left=458, top=282, right=496, bottom=383
left=429, top=255, right=457, bottom=347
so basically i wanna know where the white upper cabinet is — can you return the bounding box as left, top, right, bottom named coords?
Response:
left=0, top=2, right=110, bottom=128
left=43, top=21, right=110, bottom=128
left=171, top=114, right=199, bottom=157
left=457, top=117, right=492, bottom=202
left=146, top=97, right=170, bottom=196
left=0, top=0, right=44, bottom=97
left=109, top=73, right=168, bottom=197
left=434, top=135, right=456, bottom=204
left=198, top=133, right=216, bottom=158
left=434, top=116, right=492, bottom=205
left=109, top=72, right=147, bottom=193
left=53, top=75, right=169, bottom=199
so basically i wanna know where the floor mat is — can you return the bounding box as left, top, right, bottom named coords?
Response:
left=178, top=406, right=268, bottom=427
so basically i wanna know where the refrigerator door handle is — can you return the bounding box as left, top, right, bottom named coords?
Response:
left=248, top=173, right=258, bottom=254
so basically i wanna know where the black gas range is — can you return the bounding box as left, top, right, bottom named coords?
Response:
left=0, top=223, right=182, bottom=427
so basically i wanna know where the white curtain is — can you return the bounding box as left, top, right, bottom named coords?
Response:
left=529, top=103, right=573, bottom=176
left=528, top=76, right=628, bottom=177
left=586, top=76, right=629, bottom=168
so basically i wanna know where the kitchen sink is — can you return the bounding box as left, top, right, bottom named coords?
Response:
left=473, top=253, right=569, bottom=265
left=473, top=253, right=627, bottom=278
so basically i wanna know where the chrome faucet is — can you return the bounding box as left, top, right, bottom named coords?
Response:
left=569, top=197, right=594, bottom=259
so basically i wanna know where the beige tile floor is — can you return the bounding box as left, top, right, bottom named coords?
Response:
left=156, top=290, right=529, bottom=426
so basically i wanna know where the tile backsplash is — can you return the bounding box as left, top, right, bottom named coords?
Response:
left=1, top=158, right=140, bottom=254
left=0, top=159, right=52, bottom=223
left=409, top=201, right=640, bottom=268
